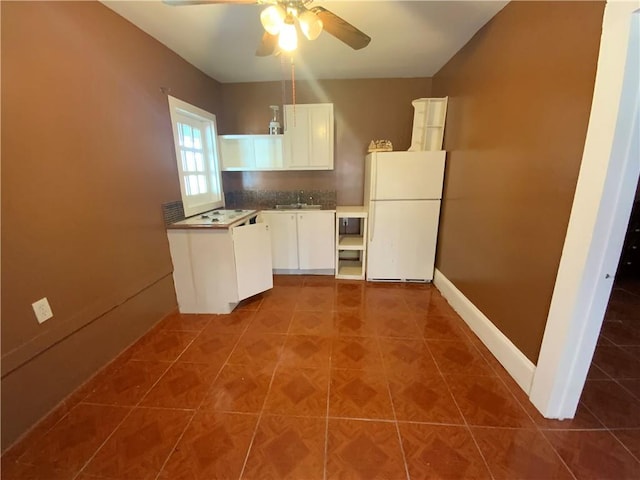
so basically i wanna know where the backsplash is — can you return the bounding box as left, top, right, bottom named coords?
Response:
left=225, top=190, right=337, bottom=209
left=161, top=200, right=185, bottom=226
left=162, top=190, right=336, bottom=225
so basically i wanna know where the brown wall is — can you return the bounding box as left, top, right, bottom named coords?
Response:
left=1, top=1, right=223, bottom=449
left=219, top=78, right=432, bottom=205
left=432, top=1, right=604, bottom=362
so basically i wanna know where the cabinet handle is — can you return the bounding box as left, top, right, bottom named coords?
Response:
left=369, top=202, right=375, bottom=242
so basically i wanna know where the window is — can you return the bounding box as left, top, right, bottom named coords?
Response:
left=167, top=96, right=223, bottom=217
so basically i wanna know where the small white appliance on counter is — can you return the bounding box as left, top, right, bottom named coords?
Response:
left=167, top=209, right=273, bottom=314
left=364, top=151, right=446, bottom=282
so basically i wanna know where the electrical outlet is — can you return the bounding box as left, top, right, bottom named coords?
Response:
left=32, top=297, right=53, bottom=324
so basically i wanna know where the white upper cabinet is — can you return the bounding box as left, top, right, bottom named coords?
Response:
left=283, top=103, right=334, bottom=170
left=219, top=134, right=283, bottom=171
left=218, top=103, right=334, bottom=171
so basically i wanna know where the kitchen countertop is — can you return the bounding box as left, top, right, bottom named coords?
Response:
left=167, top=206, right=339, bottom=230
left=167, top=209, right=257, bottom=230
left=261, top=207, right=336, bottom=212
left=336, top=206, right=368, bottom=216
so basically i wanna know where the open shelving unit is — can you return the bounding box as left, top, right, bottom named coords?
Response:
left=335, top=206, right=368, bottom=280
left=408, top=97, right=448, bottom=152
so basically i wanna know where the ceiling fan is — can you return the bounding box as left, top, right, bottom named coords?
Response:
left=164, top=0, right=371, bottom=56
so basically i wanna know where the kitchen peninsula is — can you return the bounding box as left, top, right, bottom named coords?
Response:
left=166, top=209, right=273, bottom=314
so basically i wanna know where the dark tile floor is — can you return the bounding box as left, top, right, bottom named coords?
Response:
left=2, top=275, right=639, bottom=479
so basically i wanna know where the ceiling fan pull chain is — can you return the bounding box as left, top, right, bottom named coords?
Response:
left=280, top=54, right=288, bottom=131
left=291, top=55, right=296, bottom=126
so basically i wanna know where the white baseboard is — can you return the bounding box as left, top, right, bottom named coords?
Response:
left=433, top=269, right=536, bottom=394
left=272, top=269, right=334, bottom=275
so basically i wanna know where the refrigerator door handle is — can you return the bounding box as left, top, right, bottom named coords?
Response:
left=372, top=155, right=378, bottom=200
left=369, top=154, right=377, bottom=242
left=369, top=201, right=375, bottom=242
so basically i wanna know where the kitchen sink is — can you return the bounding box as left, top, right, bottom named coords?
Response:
left=274, top=204, right=322, bottom=210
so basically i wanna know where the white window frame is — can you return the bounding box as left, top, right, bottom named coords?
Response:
left=167, top=95, right=224, bottom=217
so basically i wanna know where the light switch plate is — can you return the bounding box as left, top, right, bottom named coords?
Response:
left=32, top=297, right=53, bottom=324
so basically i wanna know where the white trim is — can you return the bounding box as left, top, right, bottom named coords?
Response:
left=272, top=269, right=334, bottom=275
left=167, top=95, right=224, bottom=217
left=530, top=1, right=640, bottom=419
left=433, top=269, right=536, bottom=394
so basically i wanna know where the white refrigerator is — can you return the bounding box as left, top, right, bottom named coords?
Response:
left=364, top=150, right=446, bottom=282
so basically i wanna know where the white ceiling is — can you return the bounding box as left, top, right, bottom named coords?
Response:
left=102, top=1, right=508, bottom=83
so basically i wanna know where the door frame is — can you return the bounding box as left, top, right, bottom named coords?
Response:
left=529, top=1, right=640, bottom=418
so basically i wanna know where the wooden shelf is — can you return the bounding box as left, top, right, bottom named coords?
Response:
left=337, top=260, right=364, bottom=279
left=338, top=234, right=364, bottom=249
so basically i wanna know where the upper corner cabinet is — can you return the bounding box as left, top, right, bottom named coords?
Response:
left=283, top=103, right=334, bottom=170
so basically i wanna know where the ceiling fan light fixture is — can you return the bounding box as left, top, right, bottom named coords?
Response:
left=260, top=5, right=286, bottom=35
left=298, top=10, right=323, bottom=40
left=278, top=16, right=298, bottom=51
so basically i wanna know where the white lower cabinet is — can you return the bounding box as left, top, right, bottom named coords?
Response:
left=263, top=212, right=299, bottom=269
left=260, top=210, right=335, bottom=273
left=167, top=223, right=273, bottom=313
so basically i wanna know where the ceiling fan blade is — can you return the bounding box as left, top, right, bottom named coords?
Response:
left=163, top=0, right=258, bottom=6
left=310, top=6, right=371, bottom=50
left=256, top=31, right=278, bottom=56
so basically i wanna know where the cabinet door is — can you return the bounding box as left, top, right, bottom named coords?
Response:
left=297, top=211, right=335, bottom=270
left=232, top=223, right=274, bottom=300
left=308, top=104, right=334, bottom=169
left=261, top=212, right=299, bottom=269
left=283, top=104, right=334, bottom=170
left=283, top=105, right=310, bottom=169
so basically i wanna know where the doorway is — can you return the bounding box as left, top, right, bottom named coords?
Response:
left=578, top=182, right=640, bottom=428
left=530, top=3, right=640, bottom=419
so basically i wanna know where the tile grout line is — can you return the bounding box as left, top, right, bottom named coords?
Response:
left=444, top=297, right=582, bottom=480
left=604, top=373, right=640, bottom=403
left=375, top=306, right=411, bottom=480
left=7, top=313, right=192, bottom=466
left=236, top=308, right=293, bottom=480
left=323, top=314, right=334, bottom=480
left=609, top=428, right=640, bottom=464
left=8, top=280, right=637, bottom=479
left=152, top=310, right=259, bottom=480
left=72, top=322, right=205, bottom=480
left=418, top=328, right=497, bottom=480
